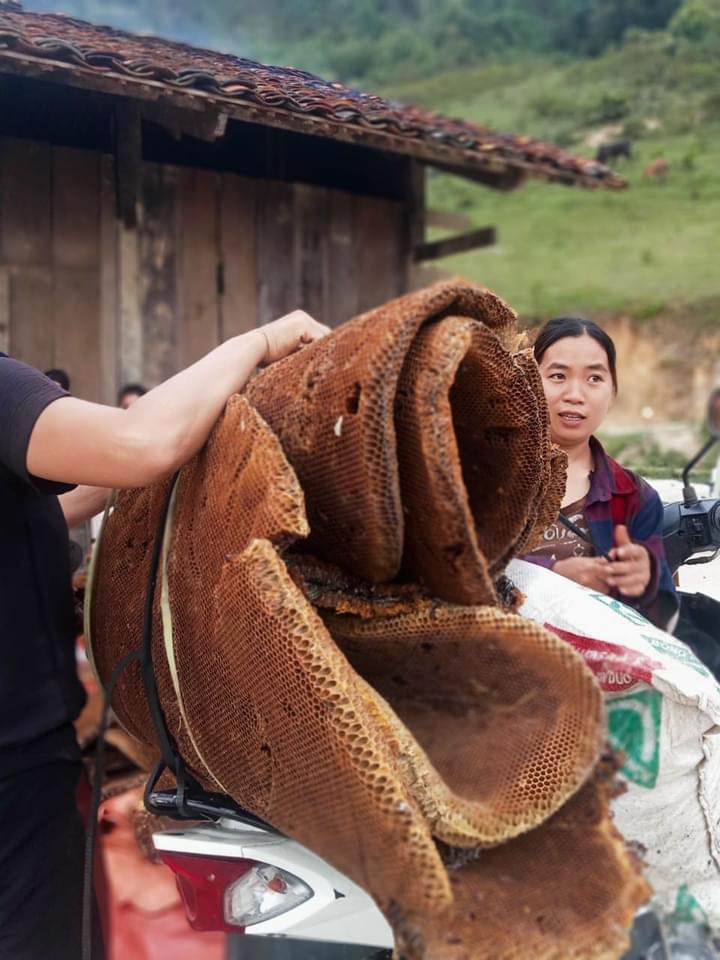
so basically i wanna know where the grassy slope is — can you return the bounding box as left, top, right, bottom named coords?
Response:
left=383, top=46, right=720, bottom=321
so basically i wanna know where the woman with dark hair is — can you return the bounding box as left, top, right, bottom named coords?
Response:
left=521, top=316, right=678, bottom=630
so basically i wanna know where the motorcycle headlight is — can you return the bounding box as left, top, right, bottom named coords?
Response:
left=224, top=863, right=313, bottom=926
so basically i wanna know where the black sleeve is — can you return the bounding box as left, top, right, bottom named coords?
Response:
left=0, top=355, right=75, bottom=494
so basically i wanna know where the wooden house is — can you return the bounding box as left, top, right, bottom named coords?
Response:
left=0, top=2, right=622, bottom=402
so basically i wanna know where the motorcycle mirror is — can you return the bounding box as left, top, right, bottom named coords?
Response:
left=706, top=387, right=720, bottom=439
left=682, top=388, right=720, bottom=505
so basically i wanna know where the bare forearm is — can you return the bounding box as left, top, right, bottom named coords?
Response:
left=27, top=310, right=327, bottom=489
left=59, top=485, right=110, bottom=527
left=123, top=330, right=266, bottom=471
left=28, top=330, right=266, bottom=488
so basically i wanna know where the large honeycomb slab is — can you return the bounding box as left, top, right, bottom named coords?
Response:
left=88, top=281, right=647, bottom=960
left=245, top=280, right=522, bottom=584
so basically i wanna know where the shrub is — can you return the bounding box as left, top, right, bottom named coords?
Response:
left=528, top=91, right=580, bottom=120
left=587, top=91, right=631, bottom=123
left=622, top=117, right=646, bottom=139
left=703, top=90, right=720, bottom=120
left=669, top=0, right=720, bottom=42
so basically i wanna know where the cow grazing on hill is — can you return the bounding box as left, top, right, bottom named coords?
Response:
left=643, top=157, right=669, bottom=182
left=596, top=139, right=632, bottom=164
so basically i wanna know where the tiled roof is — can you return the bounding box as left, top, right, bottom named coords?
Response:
left=0, top=3, right=624, bottom=189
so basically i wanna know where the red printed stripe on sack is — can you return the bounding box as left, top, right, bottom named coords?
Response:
left=544, top=624, right=662, bottom=691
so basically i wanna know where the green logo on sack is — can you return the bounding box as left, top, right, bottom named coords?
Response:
left=673, top=885, right=709, bottom=924
left=587, top=592, right=651, bottom=627
left=641, top=633, right=710, bottom=678
left=607, top=689, right=662, bottom=788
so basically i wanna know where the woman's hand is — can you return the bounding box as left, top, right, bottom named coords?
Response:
left=258, top=310, right=330, bottom=365
left=608, top=524, right=652, bottom=598
left=553, top=556, right=612, bottom=593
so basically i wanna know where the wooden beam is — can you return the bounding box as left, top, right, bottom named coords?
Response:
left=118, top=223, right=143, bottom=385
left=413, top=226, right=497, bottom=262
left=406, top=160, right=425, bottom=248
left=218, top=172, right=257, bottom=339
left=256, top=179, right=294, bottom=324
left=52, top=146, right=102, bottom=400
left=431, top=162, right=527, bottom=192
left=403, top=159, right=425, bottom=292
left=293, top=183, right=328, bottom=324
left=8, top=266, right=53, bottom=370
left=52, top=146, right=100, bottom=270
left=176, top=167, right=219, bottom=365
left=0, top=267, right=9, bottom=354
left=0, top=137, right=51, bottom=264
left=99, top=154, right=119, bottom=404
left=114, top=100, right=142, bottom=228
left=139, top=164, right=179, bottom=386
left=54, top=268, right=102, bottom=402
left=355, top=196, right=404, bottom=313
left=326, top=189, right=358, bottom=328
left=141, top=101, right=229, bottom=143
left=425, top=208, right=472, bottom=232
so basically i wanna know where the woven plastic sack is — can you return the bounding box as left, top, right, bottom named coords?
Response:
left=508, top=557, right=720, bottom=928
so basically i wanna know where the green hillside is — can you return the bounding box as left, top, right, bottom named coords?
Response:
left=383, top=22, right=720, bottom=321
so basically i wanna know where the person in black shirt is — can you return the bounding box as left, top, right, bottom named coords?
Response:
left=0, top=309, right=328, bottom=960
left=44, top=367, right=71, bottom=391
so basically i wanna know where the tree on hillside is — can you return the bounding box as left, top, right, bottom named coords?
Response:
left=669, top=0, right=720, bottom=41
left=21, top=0, right=688, bottom=82
left=557, top=0, right=683, bottom=54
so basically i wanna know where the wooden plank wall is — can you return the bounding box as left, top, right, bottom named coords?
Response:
left=0, top=136, right=409, bottom=401
left=0, top=139, right=103, bottom=401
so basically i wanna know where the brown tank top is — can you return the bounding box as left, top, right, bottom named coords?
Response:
left=530, top=496, right=594, bottom=563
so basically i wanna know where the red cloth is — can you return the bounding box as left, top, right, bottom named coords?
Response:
left=98, top=788, right=224, bottom=960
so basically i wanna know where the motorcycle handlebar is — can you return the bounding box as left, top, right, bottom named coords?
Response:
left=662, top=499, right=720, bottom=575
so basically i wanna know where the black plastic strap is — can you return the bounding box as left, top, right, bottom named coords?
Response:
left=139, top=471, right=181, bottom=772
left=135, top=471, right=274, bottom=828
left=559, top=511, right=612, bottom=562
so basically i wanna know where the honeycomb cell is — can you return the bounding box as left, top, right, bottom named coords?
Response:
left=322, top=602, right=604, bottom=847
left=395, top=757, right=651, bottom=960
